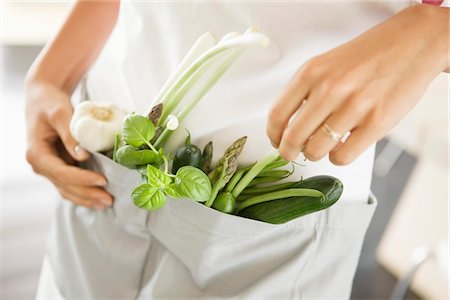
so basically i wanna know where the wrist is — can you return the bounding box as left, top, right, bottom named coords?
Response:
left=409, top=4, right=449, bottom=71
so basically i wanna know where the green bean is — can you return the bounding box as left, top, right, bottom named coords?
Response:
left=236, top=188, right=324, bottom=212
left=261, top=156, right=289, bottom=171
left=256, top=169, right=291, bottom=178
left=241, top=181, right=298, bottom=195
left=231, top=153, right=279, bottom=198
left=246, top=176, right=285, bottom=187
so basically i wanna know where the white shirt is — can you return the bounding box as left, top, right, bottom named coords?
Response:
left=86, top=1, right=415, bottom=203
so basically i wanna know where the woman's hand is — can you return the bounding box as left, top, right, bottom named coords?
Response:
left=25, top=1, right=119, bottom=208
left=25, top=83, right=113, bottom=209
left=267, top=4, right=448, bottom=165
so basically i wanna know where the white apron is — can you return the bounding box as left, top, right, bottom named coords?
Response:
left=38, top=1, right=415, bottom=299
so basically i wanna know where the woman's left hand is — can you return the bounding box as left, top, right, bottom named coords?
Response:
left=267, top=4, right=448, bottom=165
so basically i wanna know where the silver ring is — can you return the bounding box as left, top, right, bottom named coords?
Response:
left=321, top=123, right=343, bottom=142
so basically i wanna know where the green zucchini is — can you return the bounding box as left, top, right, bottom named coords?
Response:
left=237, top=176, right=343, bottom=224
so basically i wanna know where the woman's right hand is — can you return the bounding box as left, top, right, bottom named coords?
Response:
left=25, top=83, right=114, bottom=209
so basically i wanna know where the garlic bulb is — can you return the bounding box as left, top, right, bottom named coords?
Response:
left=70, top=101, right=126, bottom=152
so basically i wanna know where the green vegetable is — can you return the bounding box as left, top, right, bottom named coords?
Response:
left=131, top=184, right=166, bottom=210
left=247, top=176, right=286, bottom=187
left=122, top=114, right=156, bottom=149
left=205, top=137, right=247, bottom=207
left=230, top=152, right=279, bottom=199
left=112, top=133, right=121, bottom=162
left=146, top=164, right=172, bottom=188
left=212, top=192, right=236, bottom=213
left=256, top=169, right=291, bottom=178
left=201, top=141, right=213, bottom=173
left=147, top=103, right=163, bottom=125
left=241, top=181, right=297, bottom=195
left=116, top=145, right=160, bottom=167
left=166, top=166, right=212, bottom=202
left=224, top=164, right=254, bottom=193
left=237, top=188, right=324, bottom=212
left=261, top=156, right=289, bottom=171
left=172, top=132, right=203, bottom=173
left=237, top=176, right=343, bottom=224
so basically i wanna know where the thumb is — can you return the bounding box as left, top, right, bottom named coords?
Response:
left=50, top=105, right=90, bottom=162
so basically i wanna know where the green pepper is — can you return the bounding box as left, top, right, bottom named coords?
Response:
left=172, top=132, right=203, bottom=174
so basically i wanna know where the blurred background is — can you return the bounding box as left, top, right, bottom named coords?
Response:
left=1, top=2, right=448, bottom=299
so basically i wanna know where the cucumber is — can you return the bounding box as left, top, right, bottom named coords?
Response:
left=237, top=176, right=343, bottom=224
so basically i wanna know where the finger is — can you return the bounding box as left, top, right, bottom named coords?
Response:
left=59, top=188, right=106, bottom=210
left=64, top=185, right=114, bottom=207
left=329, top=125, right=378, bottom=165
left=277, top=86, right=334, bottom=161
left=30, top=141, right=107, bottom=187
left=303, top=99, right=369, bottom=161
left=267, top=69, right=311, bottom=148
left=49, top=105, right=90, bottom=161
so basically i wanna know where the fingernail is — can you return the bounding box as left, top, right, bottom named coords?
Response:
left=94, top=204, right=105, bottom=210
left=101, top=199, right=112, bottom=207
left=94, top=179, right=108, bottom=187
left=270, top=141, right=279, bottom=149
left=74, top=145, right=89, bottom=160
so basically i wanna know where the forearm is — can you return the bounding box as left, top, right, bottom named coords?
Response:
left=26, top=1, right=120, bottom=94
left=412, top=4, right=449, bottom=73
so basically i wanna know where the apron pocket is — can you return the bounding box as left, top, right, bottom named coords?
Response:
left=48, top=152, right=152, bottom=299
left=145, top=195, right=377, bottom=298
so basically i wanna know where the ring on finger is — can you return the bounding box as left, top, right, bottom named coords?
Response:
left=321, top=123, right=344, bottom=142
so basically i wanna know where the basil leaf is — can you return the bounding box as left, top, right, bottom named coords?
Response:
left=116, top=145, right=160, bottom=167
left=166, top=166, right=211, bottom=202
left=122, top=114, right=156, bottom=147
left=131, top=184, right=166, bottom=210
left=147, top=164, right=172, bottom=188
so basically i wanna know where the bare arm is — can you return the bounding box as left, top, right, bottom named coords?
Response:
left=27, top=0, right=120, bottom=92
left=25, top=1, right=120, bottom=209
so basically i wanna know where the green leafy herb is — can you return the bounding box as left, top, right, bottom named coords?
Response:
left=131, top=184, right=167, bottom=210
left=166, top=166, right=211, bottom=202
left=122, top=114, right=156, bottom=148
left=116, top=145, right=160, bottom=167
left=146, top=164, right=172, bottom=188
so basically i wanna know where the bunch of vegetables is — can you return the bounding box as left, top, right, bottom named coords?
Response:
left=70, top=28, right=343, bottom=224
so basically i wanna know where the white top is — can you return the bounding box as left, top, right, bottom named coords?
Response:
left=86, top=1, right=414, bottom=203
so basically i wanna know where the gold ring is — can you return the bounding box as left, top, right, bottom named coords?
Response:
left=321, top=123, right=343, bottom=142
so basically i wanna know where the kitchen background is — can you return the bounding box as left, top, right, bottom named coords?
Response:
left=1, top=2, right=448, bottom=299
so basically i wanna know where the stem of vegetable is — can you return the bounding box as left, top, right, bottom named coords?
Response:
left=261, top=157, right=290, bottom=172
left=231, top=152, right=279, bottom=199
left=256, top=169, right=292, bottom=178
left=154, top=49, right=243, bottom=148
left=158, top=31, right=269, bottom=126
left=247, top=176, right=286, bottom=187
left=113, top=134, right=121, bottom=162
left=149, top=32, right=216, bottom=115
left=161, top=155, right=169, bottom=174
left=224, top=164, right=254, bottom=192
left=236, top=188, right=324, bottom=212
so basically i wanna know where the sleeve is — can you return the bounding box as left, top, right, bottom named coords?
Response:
left=414, top=0, right=450, bottom=7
